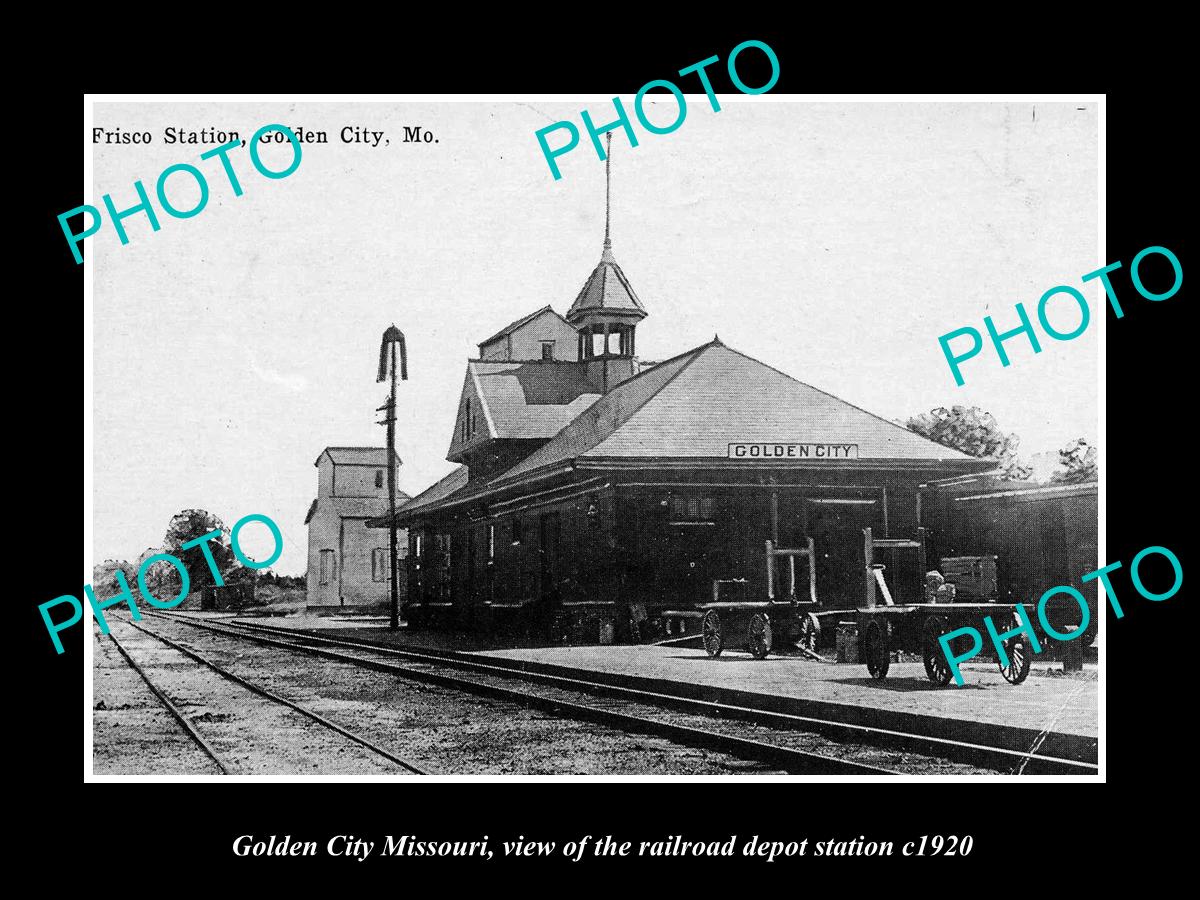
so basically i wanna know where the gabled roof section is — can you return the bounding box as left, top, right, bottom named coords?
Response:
left=447, top=360, right=603, bottom=461
left=478, top=305, right=569, bottom=348
left=316, top=447, right=402, bottom=467
left=493, top=343, right=707, bottom=483
left=566, top=247, right=647, bottom=323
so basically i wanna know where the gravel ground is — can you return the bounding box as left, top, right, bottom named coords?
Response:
left=93, top=619, right=993, bottom=777
left=94, top=623, right=404, bottom=776
left=96, top=617, right=788, bottom=775
left=94, top=630, right=222, bottom=776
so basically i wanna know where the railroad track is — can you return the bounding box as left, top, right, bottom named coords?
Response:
left=103, top=620, right=430, bottom=776
left=103, top=625, right=231, bottom=774
left=145, top=612, right=901, bottom=775
left=159, top=613, right=1098, bottom=776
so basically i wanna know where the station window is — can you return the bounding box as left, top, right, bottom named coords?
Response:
left=371, top=548, right=389, bottom=582
left=512, top=518, right=523, bottom=545
left=319, top=549, right=336, bottom=585
left=541, top=341, right=555, bottom=360
left=670, top=496, right=715, bottom=523
left=375, top=469, right=384, bottom=488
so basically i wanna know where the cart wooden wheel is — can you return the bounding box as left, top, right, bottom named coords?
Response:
left=701, top=610, right=723, bottom=658
left=795, top=613, right=821, bottom=653
left=864, top=620, right=890, bottom=679
left=748, top=612, right=772, bottom=659
left=922, top=615, right=953, bottom=687
left=998, top=616, right=1032, bottom=685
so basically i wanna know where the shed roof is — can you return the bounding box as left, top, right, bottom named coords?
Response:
left=308, top=493, right=411, bottom=524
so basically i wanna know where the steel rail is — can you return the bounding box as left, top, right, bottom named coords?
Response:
left=175, top=614, right=1097, bottom=775
left=102, top=627, right=232, bottom=775
left=123, top=619, right=431, bottom=776
left=150, top=613, right=897, bottom=775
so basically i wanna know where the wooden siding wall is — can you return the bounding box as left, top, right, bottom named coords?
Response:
left=921, top=483, right=1099, bottom=609
left=405, top=474, right=934, bottom=615
left=407, top=486, right=617, bottom=609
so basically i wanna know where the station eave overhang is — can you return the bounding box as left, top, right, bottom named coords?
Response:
left=369, top=463, right=578, bottom=527
left=368, top=454, right=993, bottom=528
left=573, top=456, right=995, bottom=473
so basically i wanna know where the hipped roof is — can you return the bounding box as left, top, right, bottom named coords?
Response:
left=385, top=339, right=987, bottom=524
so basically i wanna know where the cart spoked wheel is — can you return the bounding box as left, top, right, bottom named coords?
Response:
left=864, top=620, right=890, bottom=680
left=922, top=615, right=953, bottom=687
left=701, top=610, right=723, bottom=658
left=795, top=613, right=821, bottom=653
left=748, top=612, right=772, bottom=659
left=999, top=618, right=1032, bottom=685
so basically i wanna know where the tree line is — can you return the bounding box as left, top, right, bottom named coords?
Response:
left=92, top=509, right=303, bottom=600
left=905, top=405, right=1097, bottom=484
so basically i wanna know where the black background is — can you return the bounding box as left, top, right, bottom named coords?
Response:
left=23, top=25, right=1190, bottom=884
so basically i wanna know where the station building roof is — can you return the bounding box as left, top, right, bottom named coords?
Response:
left=495, top=338, right=977, bottom=483
left=386, top=338, right=988, bottom=525
left=383, top=465, right=468, bottom=520
left=446, top=359, right=603, bottom=461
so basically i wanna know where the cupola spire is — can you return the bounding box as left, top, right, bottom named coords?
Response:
left=567, top=133, right=647, bottom=337
left=602, top=132, right=614, bottom=261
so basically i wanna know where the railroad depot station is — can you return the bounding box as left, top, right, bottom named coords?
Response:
left=91, top=151, right=1100, bottom=780
left=365, top=207, right=1090, bottom=650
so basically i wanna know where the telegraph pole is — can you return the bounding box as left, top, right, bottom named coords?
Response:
left=377, top=326, right=408, bottom=630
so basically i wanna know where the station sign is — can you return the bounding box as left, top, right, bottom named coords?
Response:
left=728, top=443, right=859, bottom=460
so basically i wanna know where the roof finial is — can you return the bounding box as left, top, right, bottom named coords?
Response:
left=602, top=132, right=614, bottom=261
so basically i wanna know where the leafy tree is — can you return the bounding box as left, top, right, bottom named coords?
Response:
left=163, top=509, right=236, bottom=587
left=224, top=564, right=259, bottom=585
left=1050, top=438, right=1098, bottom=484
left=135, top=546, right=180, bottom=599
left=91, top=560, right=135, bottom=599
left=906, top=405, right=1031, bottom=480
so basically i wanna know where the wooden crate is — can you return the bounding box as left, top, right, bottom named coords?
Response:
left=939, top=556, right=998, bottom=600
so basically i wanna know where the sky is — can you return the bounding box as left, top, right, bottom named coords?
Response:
left=92, top=99, right=1098, bottom=575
